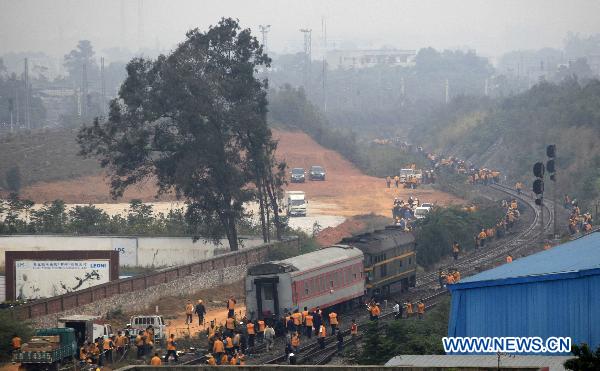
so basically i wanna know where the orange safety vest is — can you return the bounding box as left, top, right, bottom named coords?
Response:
left=103, top=340, right=112, bottom=350
left=79, top=347, right=87, bottom=360
left=207, top=357, right=216, bottom=365
left=12, top=337, right=21, bottom=349
left=226, top=317, right=236, bottom=330
left=258, top=320, right=265, bottom=332
left=186, top=303, right=194, bottom=314
left=406, top=303, right=413, bottom=314
left=478, top=231, right=487, bottom=239
left=329, top=312, right=338, bottom=325
left=115, top=336, right=126, bottom=347
left=371, top=305, right=381, bottom=317
left=318, top=325, right=327, bottom=338
left=453, top=271, right=461, bottom=282
left=247, top=323, right=255, bottom=335
left=418, top=303, right=425, bottom=314
left=150, top=356, right=162, bottom=365
left=305, top=315, right=314, bottom=327
left=213, top=340, right=224, bottom=353
left=227, top=299, right=236, bottom=310
left=167, top=338, right=176, bottom=351
left=230, top=356, right=237, bottom=365
left=351, top=323, right=358, bottom=335
left=302, top=310, right=309, bottom=322
left=221, top=354, right=229, bottom=365
left=447, top=275, right=455, bottom=284
left=292, top=312, right=302, bottom=326
left=225, top=337, right=234, bottom=349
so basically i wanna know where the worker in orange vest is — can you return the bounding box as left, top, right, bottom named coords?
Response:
left=406, top=302, right=413, bottom=317
left=227, top=296, right=236, bottom=318
left=329, top=311, right=339, bottom=335
left=224, top=335, right=234, bottom=356
left=213, top=336, right=225, bottom=364
left=350, top=319, right=358, bottom=338
left=292, top=309, right=303, bottom=333
left=304, top=312, right=314, bottom=338
left=165, top=334, right=178, bottom=363
left=417, top=300, right=426, bottom=320
left=370, top=303, right=381, bottom=321
left=225, top=317, right=236, bottom=337
left=257, top=319, right=266, bottom=342
left=150, top=352, right=162, bottom=365
left=291, top=331, right=300, bottom=352
left=185, top=300, right=194, bottom=325
left=318, top=325, right=327, bottom=349
left=246, top=321, right=256, bottom=347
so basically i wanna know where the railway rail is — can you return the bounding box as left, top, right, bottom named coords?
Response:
left=182, top=182, right=555, bottom=366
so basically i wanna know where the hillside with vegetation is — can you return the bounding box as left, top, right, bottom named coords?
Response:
left=410, top=78, right=600, bottom=210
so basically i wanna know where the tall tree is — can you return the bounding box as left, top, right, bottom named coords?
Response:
left=64, top=40, right=98, bottom=85
left=78, top=18, right=281, bottom=251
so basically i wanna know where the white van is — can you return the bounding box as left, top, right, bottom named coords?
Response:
left=414, top=206, right=432, bottom=219
left=129, top=315, right=167, bottom=343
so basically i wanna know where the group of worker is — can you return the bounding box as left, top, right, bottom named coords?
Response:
left=78, top=331, right=129, bottom=366
left=568, top=204, right=593, bottom=235
left=385, top=175, right=420, bottom=189
left=475, top=199, right=519, bottom=248
left=392, top=299, right=426, bottom=320
left=438, top=268, right=461, bottom=288
left=392, top=197, right=422, bottom=230
left=468, top=168, right=501, bottom=185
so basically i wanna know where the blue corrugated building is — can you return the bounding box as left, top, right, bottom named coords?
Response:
left=448, top=231, right=600, bottom=354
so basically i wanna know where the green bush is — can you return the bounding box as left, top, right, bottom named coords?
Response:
left=0, top=310, right=34, bottom=361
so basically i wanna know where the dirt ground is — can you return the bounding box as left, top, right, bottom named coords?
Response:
left=19, top=129, right=461, bottom=214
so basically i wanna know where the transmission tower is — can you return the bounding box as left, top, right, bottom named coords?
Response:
left=259, top=25, right=271, bottom=54
left=24, top=58, right=31, bottom=130
left=300, top=28, right=312, bottom=90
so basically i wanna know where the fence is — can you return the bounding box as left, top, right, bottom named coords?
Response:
left=9, top=238, right=299, bottom=320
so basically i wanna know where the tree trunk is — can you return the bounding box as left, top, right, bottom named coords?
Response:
left=265, top=174, right=284, bottom=240
left=257, top=181, right=268, bottom=243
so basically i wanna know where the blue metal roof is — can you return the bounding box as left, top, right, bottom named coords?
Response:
left=451, top=232, right=600, bottom=289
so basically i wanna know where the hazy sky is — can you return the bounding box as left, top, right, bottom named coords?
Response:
left=1, top=0, right=600, bottom=61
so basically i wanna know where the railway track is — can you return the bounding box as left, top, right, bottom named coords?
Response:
left=277, top=183, right=555, bottom=366
left=183, top=182, right=555, bottom=366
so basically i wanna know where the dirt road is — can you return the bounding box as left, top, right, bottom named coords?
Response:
left=19, top=130, right=460, bottom=216
left=273, top=130, right=462, bottom=217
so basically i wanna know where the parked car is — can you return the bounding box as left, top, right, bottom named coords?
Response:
left=290, top=168, right=306, bottom=183
left=309, top=165, right=326, bottom=181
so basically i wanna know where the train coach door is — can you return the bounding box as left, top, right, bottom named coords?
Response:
left=254, top=277, right=280, bottom=318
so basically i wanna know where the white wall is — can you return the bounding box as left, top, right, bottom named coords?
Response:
left=0, top=235, right=263, bottom=268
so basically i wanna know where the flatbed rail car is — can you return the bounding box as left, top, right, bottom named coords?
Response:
left=246, top=246, right=365, bottom=319
left=13, top=328, right=77, bottom=371
left=341, top=226, right=416, bottom=298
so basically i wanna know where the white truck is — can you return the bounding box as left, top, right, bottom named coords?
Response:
left=286, top=191, right=307, bottom=217
left=57, top=315, right=113, bottom=346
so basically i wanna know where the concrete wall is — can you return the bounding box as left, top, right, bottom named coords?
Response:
left=0, top=235, right=262, bottom=267
left=8, top=239, right=299, bottom=323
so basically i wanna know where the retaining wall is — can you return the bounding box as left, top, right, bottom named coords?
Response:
left=0, top=235, right=263, bottom=267
left=8, top=238, right=299, bottom=324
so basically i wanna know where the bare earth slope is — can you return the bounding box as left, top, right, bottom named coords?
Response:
left=19, top=129, right=462, bottom=214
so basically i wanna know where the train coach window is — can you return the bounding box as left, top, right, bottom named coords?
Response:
left=330, top=280, right=334, bottom=288
left=380, top=264, right=387, bottom=277
left=399, top=260, right=403, bottom=267
left=409, top=257, right=412, bottom=265
left=304, top=282, right=309, bottom=296
left=263, top=284, right=273, bottom=300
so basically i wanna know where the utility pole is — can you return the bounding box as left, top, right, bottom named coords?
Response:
left=321, top=17, right=327, bottom=112
left=8, top=98, right=14, bottom=133
left=259, top=25, right=271, bottom=54
left=546, top=145, right=557, bottom=239
left=300, top=28, right=312, bottom=90
left=101, top=57, right=106, bottom=116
